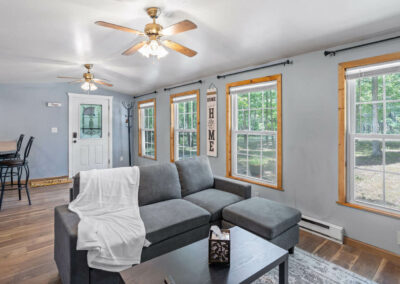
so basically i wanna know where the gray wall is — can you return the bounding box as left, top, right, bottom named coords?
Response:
left=0, top=82, right=133, bottom=179
left=133, top=34, right=400, bottom=254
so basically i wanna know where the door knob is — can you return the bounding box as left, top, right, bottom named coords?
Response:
left=73, top=140, right=77, bottom=143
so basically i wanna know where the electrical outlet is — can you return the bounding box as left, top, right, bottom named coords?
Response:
left=120, top=156, right=124, bottom=161
left=397, top=231, right=400, bottom=245
left=51, top=127, right=58, bottom=133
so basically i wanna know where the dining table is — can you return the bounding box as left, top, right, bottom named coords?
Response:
left=0, top=140, right=17, bottom=154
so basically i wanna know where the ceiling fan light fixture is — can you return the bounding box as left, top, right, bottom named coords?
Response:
left=81, top=81, right=98, bottom=91
left=138, top=39, right=168, bottom=59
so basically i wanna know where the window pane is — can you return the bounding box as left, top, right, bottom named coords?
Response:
left=238, top=94, right=248, bottom=110
left=250, top=92, right=263, bottom=109
left=185, top=101, right=191, bottom=113
left=178, top=114, right=185, bottom=129
left=237, top=154, right=247, bottom=175
left=355, top=139, right=383, bottom=171
left=250, top=109, right=263, bottom=131
left=183, top=132, right=189, bottom=146
left=264, top=109, right=277, bottom=131
left=248, top=155, right=261, bottom=178
left=248, top=135, right=261, bottom=156
left=237, top=134, right=247, bottom=154
left=238, top=110, right=249, bottom=130
left=386, top=102, right=400, bottom=134
left=192, top=100, right=197, bottom=113
left=355, top=76, right=383, bottom=102
left=179, top=132, right=184, bottom=146
left=354, top=169, right=383, bottom=206
left=192, top=112, right=197, bottom=129
left=80, top=104, right=102, bottom=139
left=263, top=90, right=277, bottom=109
left=179, top=148, right=183, bottom=159
left=148, top=116, right=153, bottom=129
left=385, top=73, right=400, bottom=100
left=355, top=103, right=383, bottom=134
left=178, top=102, right=185, bottom=113
left=385, top=141, right=400, bottom=173
left=185, top=113, right=192, bottom=129
left=385, top=174, right=400, bottom=210
left=262, top=135, right=277, bottom=182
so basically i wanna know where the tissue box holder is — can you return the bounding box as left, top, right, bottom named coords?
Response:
left=208, top=229, right=230, bottom=265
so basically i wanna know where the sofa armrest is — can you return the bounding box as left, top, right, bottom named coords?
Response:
left=54, top=205, right=89, bottom=284
left=213, top=176, right=252, bottom=199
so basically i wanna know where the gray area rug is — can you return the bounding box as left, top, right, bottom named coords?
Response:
left=254, top=248, right=376, bottom=284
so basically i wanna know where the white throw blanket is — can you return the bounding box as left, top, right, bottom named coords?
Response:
left=69, top=166, right=148, bottom=272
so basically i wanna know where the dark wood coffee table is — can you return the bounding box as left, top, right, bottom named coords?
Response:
left=120, top=226, right=289, bottom=284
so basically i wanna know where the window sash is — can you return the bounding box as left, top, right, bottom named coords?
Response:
left=173, top=99, right=197, bottom=161
left=347, top=73, right=400, bottom=213
left=231, top=90, right=278, bottom=185
left=140, top=107, right=155, bottom=158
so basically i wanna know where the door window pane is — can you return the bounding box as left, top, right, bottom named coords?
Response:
left=80, top=104, right=102, bottom=139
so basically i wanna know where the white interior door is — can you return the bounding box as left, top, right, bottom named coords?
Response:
left=68, top=93, right=113, bottom=177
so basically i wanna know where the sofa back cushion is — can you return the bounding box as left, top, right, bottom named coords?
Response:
left=175, top=156, right=214, bottom=197
left=139, top=163, right=182, bottom=206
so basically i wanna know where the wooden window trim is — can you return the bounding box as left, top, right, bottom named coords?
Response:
left=226, top=74, right=282, bottom=190
left=170, top=89, right=200, bottom=162
left=338, top=51, right=400, bottom=219
left=138, top=98, right=157, bottom=160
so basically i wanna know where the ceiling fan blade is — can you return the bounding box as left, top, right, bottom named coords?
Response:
left=68, top=79, right=84, bottom=84
left=93, top=79, right=113, bottom=87
left=95, top=21, right=144, bottom=36
left=122, top=41, right=147, bottom=56
left=161, top=20, right=197, bottom=36
left=57, top=76, right=82, bottom=80
left=162, top=40, right=197, bottom=57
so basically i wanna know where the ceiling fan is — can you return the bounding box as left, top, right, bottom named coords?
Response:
left=57, top=64, right=113, bottom=91
left=95, top=7, right=197, bottom=59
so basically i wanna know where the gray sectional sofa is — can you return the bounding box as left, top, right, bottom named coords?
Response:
left=54, top=156, right=300, bottom=284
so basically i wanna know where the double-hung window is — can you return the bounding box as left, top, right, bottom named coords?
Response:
left=227, top=75, right=282, bottom=189
left=138, top=99, right=156, bottom=159
left=170, top=90, right=200, bottom=162
left=342, top=56, right=400, bottom=215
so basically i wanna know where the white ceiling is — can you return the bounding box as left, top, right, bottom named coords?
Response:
left=1, top=0, right=400, bottom=95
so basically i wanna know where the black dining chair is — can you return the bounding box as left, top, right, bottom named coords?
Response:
left=0, top=134, right=24, bottom=187
left=0, top=136, right=34, bottom=210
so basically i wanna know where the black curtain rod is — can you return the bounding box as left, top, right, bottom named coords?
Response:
left=164, top=80, right=202, bottom=92
left=133, top=90, right=157, bottom=99
left=216, top=60, right=292, bottom=79
left=324, top=35, right=400, bottom=56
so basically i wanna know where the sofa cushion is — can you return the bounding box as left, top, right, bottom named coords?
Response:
left=175, top=156, right=214, bottom=197
left=138, top=163, right=182, bottom=206
left=140, top=199, right=211, bottom=244
left=222, top=197, right=301, bottom=239
left=184, top=189, right=243, bottom=221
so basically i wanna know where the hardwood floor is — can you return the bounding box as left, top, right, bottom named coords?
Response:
left=0, top=183, right=399, bottom=283
left=298, top=230, right=400, bottom=283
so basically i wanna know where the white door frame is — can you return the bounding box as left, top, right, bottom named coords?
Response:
left=68, top=93, right=113, bottom=177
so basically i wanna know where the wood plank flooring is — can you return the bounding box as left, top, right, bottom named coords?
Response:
left=0, top=183, right=398, bottom=283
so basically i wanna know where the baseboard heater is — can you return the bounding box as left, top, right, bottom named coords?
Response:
left=299, top=215, right=344, bottom=244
